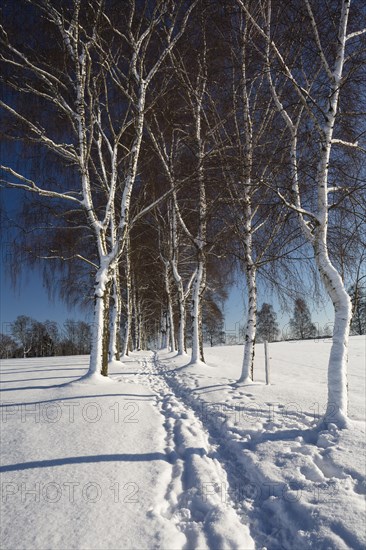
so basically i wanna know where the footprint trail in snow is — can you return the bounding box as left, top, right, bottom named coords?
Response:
left=135, top=355, right=255, bottom=550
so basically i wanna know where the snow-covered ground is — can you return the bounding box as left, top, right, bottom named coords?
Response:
left=0, top=336, right=365, bottom=549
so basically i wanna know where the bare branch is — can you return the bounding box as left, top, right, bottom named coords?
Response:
left=0, top=100, right=78, bottom=162
left=346, top=28, right=366, bottom=41
left=0, top=166, right=83, bottom=205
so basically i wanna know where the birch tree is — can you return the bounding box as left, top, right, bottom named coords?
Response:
left=0, top=0, right=197, bottom=378
left=236, top=0, right=366, bottom=426
left=212, top=7, right=296, bottom=383
left=165, top=16, right=226, bottom=365
left=120, top=233, right=133, bottom=358
left=146, top=105, right=198, bottom=355
left=155, top=207, right=177, bottom=352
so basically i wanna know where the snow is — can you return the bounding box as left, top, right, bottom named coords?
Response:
left=0, top=337, right=365, bottom=549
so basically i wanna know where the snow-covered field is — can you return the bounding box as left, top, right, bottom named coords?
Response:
left=0, top=336, right=365, bottom=549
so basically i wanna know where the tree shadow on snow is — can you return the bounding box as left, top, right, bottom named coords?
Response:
left=0, top=367, right=87, bottom=375
left=0, top=453, right=169, bottom=472
left=0, top=447, right=207, bottom=472
left=0, top=384, right=77, bottom=392
left=0, top=375, right=82, bottom=384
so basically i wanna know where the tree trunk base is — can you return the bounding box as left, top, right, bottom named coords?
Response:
left=75, top=371, right=114, bottom=385
left=235, top=377, right=253, bottom=386
left=318, top=408, right=350, bottom=430
left=188, top=359, right=207, bottom=367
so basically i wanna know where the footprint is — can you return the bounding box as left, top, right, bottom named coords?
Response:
left=290, top=445, right=313, bottom=456
left=300, top=463, right=324, bottom=482
left=354, top=478, right=366, bottom=495
left=313, top=455, right=347, bottom=479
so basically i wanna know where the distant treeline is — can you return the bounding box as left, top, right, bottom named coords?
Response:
left=0, top=316, right=91, bottom=359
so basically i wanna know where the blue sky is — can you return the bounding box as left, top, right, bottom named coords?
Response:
left=0, top=265, right=90, bottom=337
left=224, top=281, right=335, bottom=341
left=0, top=187, right=90, bottom=335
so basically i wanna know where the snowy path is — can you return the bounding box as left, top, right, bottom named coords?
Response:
left=132, top=352, right=311, bottom=549
left=1, top=354, right=254, bottom=550
left=130, top=354, right=254, bottom=550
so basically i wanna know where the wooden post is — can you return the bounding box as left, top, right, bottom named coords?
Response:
left=264, top=341, right=270, bottom=385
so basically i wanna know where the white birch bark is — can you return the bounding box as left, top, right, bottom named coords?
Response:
left=237, top=23, right=256, bottom=383
left=189, top=57, right=207, bottom=365
left=312, top=0, right=352, bottom=426
left=109, top=271, right=121, bottom=362
left=132, top=283, right=140, bottom=351
left=121, top=236, right=132, bottom=358
left=89, top=267, right=109, bottom=377
left=170, top=205, right=188, bottom=355
left=190, top=255, right=206, bottom=364
left=165, top=313, right=170, bottom=352
left=240, top=0, right=355, bottom=425
left=164, top=262, right=176, bottom=353
left=160, top=312, right=168, bottom=350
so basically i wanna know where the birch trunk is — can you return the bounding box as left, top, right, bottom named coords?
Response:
left=121, top=237, right=132, bottom=357
left=161, top=312, right=168, bottom=350
left=190, top=65, right=207, bottom=365
left=165, top=266, right=176, bottom=353
left=314, top=0, right=351, bottom=425
left=170, top=206, right=188, bottom=355
left=101, top=280, right=112, bottom=376
left=109, top=270, right=121, bottom=362
left=315, top=238, right=352, bottom=427
left=190, top=254, right=206, bottom=363
left=165, top=313, right=170, bottom=351
left=177, top=290, right=187, bottom=355
left=236, top=27, right=256, bottom=384
left=89, top=267, right=111, bottom=377
left=89, top=295, right=105, bottom=377
left=132, top=285, right=139, bottom=351
left=170, top=258, right=187, bottom=355
left=239, top=264, right=257, bottom=383
left=137, top=298, right=143, bottom=351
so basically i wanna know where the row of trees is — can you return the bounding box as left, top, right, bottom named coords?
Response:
left=0, top=316, right=91, bottom=358
left=5, top=292, right=361, bottom=359
left=1, top=0, right=365, bottom=427
left=0, top=305, right=224, bottom=359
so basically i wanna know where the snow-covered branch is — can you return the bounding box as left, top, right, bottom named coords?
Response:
left=0, top=101, right=77, bottom=162
left=346, top=28, right=366, bottom=41
left=332, top=138, right=360, bottom=149
left=0, top=166, right=83, bottom=205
